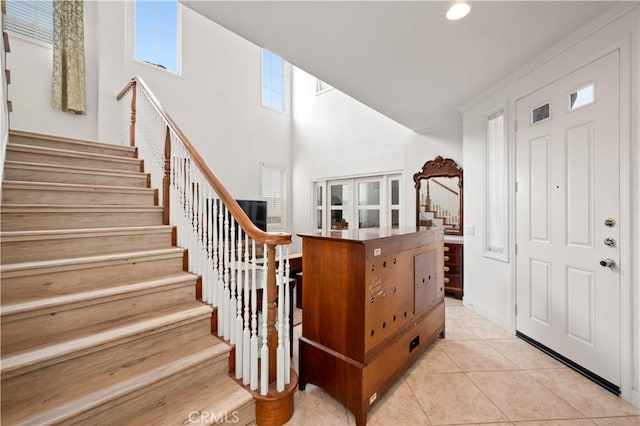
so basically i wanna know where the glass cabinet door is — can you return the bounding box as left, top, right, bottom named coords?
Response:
left=357, top=180, right=381, bottom=229
left=330, top=182, right=351, bottom=230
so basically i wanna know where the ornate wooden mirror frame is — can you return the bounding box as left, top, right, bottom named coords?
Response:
left=413, top=156, right=463, bottom=236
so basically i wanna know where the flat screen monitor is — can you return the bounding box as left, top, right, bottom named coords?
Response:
left=236, top=199, right=268, bottom=232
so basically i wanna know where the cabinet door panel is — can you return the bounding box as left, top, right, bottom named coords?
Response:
left=414, top=249, right=439, bottom=314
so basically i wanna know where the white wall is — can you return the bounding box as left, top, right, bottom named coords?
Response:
left=461, top=5, right=639, bottom=405
left=5, top=1, right=99, bottom=141
left=291, top=68, right=461, bottom=251
left=5, top=1, right=291, bottom=202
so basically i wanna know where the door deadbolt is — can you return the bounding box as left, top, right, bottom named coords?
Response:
left=600, top=258, right=616, bottom=268
left=604, top=238, right=616, bottom=247
left=604, top=218, right=616, bottom=227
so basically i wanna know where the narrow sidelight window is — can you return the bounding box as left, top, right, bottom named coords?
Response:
left=485, top=109, right=508, bottom=261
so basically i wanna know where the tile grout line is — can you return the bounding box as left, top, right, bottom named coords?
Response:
left=402, top=375, right=435, bottom=425
left=462, top=370, right=512, bottom=424
left=521, top=368, right=594, bottom=421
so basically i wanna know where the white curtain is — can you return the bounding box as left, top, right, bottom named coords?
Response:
left=486, top=111, right=506, bottom=255
left=52, top=0, right=86, bottom=114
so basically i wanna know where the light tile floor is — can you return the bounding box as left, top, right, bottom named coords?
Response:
left=286, top=298, right=640, bottom=425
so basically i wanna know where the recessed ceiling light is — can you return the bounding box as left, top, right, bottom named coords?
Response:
left=446, top=3, right=471, bottom=20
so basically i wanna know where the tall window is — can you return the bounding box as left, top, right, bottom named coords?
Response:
left=485, top=109, right=508, bottom=260
left=262, top=49, right=284, bottom=111
left=5, top=0, right=53, bottom=44
left=135, top=0, right=179, bottom=73
left=314, top=182, right=325, bottom=230
left=389, top=178, right=401, bottom=229
left=261, top=163, right=286, bottom=232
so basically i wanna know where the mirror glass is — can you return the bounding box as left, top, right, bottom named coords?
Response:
left=418, top=177, right=461, bottom=234
left=413, top=156, right=463, bottom=235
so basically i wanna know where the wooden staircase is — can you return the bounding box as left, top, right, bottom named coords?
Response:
left=1, top=130, right=256, bottom=425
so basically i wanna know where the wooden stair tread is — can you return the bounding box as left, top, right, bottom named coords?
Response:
left=128, top=373, right=255, bottom=426
left=9, top=129, right=137, bottom=156
left=1, top=271, right=196, bottom=318
left=1, top=301, right=213, bottom=376
left=0, top=247, right=185, bottom=276
left=4, top=160, right=147, bottom=177
left=6, top=345, right=229, bottom=426
left=1, top=225, right=172, bottom=241
left=6, top=143, right=141, bottom=165
left=2, top=180, right=155, bottom=194
left=1, top=203, right=163, bottom=211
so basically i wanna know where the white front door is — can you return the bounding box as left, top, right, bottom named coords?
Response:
left=515, top=50, right=620, bottom=390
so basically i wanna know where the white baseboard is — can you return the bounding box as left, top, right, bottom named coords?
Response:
left=461, top=296, right=513, bottom=334
left=628, top=388, right=640, bottom=408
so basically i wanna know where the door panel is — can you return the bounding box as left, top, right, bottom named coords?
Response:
left=516, top=50, right=620, bottom=388
left=566, top=122, right=594, bottom=247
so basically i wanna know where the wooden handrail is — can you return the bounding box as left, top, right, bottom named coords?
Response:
left=431, top=178, right=458, bottom=196
left=117, top=77, right=292, bottom=246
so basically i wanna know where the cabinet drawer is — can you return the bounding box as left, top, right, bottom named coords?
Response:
left=444, top=253, right=461, bottom=266
left=444, top=263, right=462, bottom=276
left=444, top=275, right=462, bottom=290
left=444, top=243, right=462, bottom=255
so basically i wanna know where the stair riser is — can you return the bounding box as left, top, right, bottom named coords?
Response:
left=1, top=253, right=186, bottom=305
left=1, top=210, right=163, bottom=231
left=1, top=231, right=173, bottom=264
left=1, top=318, right=216, bottom=422
left=9, top=135, right=136, bottom=158
left=6, top=150, right=141, bottom=172
left=1, top=284, right=197, bottom=356
left=2, top=187, right=156, bottom=206
left=4, top=166, right=148, bottom=188
left=65, top=356, right=228, bottom=426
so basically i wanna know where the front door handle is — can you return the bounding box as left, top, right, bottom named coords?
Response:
left=600, top=258, right=616, bottom=268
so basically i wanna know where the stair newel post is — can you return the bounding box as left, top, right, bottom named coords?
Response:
left=129, top=80, right=137, bottom=147
left=266, top=243, right=278, bottom=383
left=162, top=127, right=171, bottom=226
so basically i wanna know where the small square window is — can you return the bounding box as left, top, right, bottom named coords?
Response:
left=532, top=103, right=550, bottom=124
left=570, top=84, right=594, bottom=110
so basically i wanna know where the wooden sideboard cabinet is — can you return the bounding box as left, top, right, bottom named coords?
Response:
left=298, top=227, right=445, bottom=426
left=444, top=238, right=463, bottom=299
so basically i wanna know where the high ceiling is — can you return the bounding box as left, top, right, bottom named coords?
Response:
left=182, top=1, right=620, bottom=133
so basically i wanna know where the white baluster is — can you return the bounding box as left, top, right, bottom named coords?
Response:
left=229, top=217, right=237, bottom=344
left=185, top=159, right=194, bottom=272
left=235, top=226, right=244, bottom=379
left=250, top=239, right=259, bottom=390
left=217, top=200, right=225, bottom=335
left=276, top=245, right=285, bottom=392
left=203, top=186, right=212, bottom=304
left=211, top=194, right=218, bottom=307
left=243, top=233, right=251, bottom=385
left=284, top=245, right=291, bottom=384
left=260, top=243, right=268, bottom=395
left=222, top=206, right=230, bottom=340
